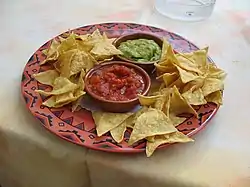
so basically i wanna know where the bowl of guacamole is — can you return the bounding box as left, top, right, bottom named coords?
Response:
left=113, top=33, right=163, bottom=73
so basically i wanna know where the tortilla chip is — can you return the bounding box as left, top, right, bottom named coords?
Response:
left=163, top=94, right=186, bottom=127
left=42, top=95, right=72, bottom=108
left=158, top=72, right=179, bottom=87
left=43, top=90, right=84, bottom=108
left=185, top=47, right=209, bottom=73
left=175, top=53, right=202, bottom=74
left=146, top=131, right=193, bottom=157
left=36, top=77, right=78, bottom=96
left=167, top=77, right=184, bottom=90
left=58, top=33, right=77, bottom=54
left=175, top=65, right=199, bottom=84
left=128, top=108, right=177, bottom=145
left=202, top=78, right=224, bottom=96
left=40, top=39, right=60, bottom=65
left=182, top=77, right=205, bottom=93
left=158, top=39, right=177, bottom=66
left=138, top=94, right=163, bottom=106
left=205, top=90, right=223, bottom=106
left=154, top=63, right=176, bottom=75
left=123, top=107, right=149, bottom=129
left=54, top=90, right=85, bottom=108
left=182, top=88, right=207, bottom=105
left=207, top=63, right=227, bottom=80
left=170, top=86, right=198, bottom=117
left=110, top=122, right=127, bottom=143
left=92, top=111, right=133, bottom=137
left=71, top=70, right=86, bottom=111
left=151, top=88, right=173, bottom=110
left=153, top=95, right=168, bottom=111
left=33, top=70, right=59, bottom=86
left=69, top=50, right=96, bottom=76
left=146, top=136, right=155, bottom=142
left=59, top=49, right=77, bottom=78
left=90, top=40, right=122, bottom=61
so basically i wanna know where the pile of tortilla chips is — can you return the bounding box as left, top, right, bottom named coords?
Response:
left=33, top=29, right=122, bottom=111
left=92, top=39, right=226, bottom=157
left=34, top=29, right=226, bottom=157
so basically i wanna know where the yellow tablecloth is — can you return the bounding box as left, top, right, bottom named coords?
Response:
left=1, top=0, right=250, bottom=186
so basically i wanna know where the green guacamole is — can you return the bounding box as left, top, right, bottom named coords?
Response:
left=118, top=39, right=161, bottom=62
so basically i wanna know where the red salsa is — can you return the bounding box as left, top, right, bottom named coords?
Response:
left=88, top=65, right=145, bottom=101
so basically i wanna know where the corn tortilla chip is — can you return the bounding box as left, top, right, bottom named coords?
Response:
left=123, top=107, right=149, bottom=129
left=42, top=95, right=72, bottom=108
left=202, top=78, right=224, bottom=97
left=182, top=88, right=207, bottom=106
left=128, top=108, right=177, bottom=145
left=92, top=111, right=133, bottom=137
left=170, top=86, right=198, bottom=117
left=158, top=72, right=179, bottom=87
left=175, top=65, right=199, bottom=84
left=163, top=94, right=187, bottom=127
left=110, top=122, right=127, bottom=143
left=175, top=53, right=202, bottom=74
left=182, top=77, right=205, bottom=93
left=40, top=39, right=60, bottom=65
left=59, top=49, right=77, bottom=78
left=138, top=94, right=163, bottom=106
left=69, top=50, right=96, bottom=76
left=33, top=70, right=59, bottom=86
left=146, top=131, right=193, bottom=157
left=58, top=33, right=77, bottom=54
left=207, top=63, right=227, bottom=80
left=36, top=77, right=78, bottom=96
left=205, top=90, right=223, bottom=105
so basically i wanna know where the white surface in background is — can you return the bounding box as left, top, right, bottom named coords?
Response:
left=0, top=0, right=250, bottom=187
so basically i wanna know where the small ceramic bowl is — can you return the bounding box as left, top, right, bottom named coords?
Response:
left=84, top=61, right=151, bottom=113
left=113, top=33, right=163, bottom=74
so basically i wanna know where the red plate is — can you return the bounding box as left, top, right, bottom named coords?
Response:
left=21, top=23, right=218, bottom=153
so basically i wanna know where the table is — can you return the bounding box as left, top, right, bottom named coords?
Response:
left=1, top=0, right=250, bottom=186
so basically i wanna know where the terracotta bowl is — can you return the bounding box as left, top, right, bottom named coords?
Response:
left=113, top=32, right=163, bottom=74
left=84, top=61, right=151, bottom=113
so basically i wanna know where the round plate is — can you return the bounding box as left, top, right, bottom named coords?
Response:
left=21, top=23, right=218, bottom=153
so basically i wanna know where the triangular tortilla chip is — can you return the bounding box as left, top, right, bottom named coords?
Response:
left=59, top=49, right=78, bottom=78
left=128, top=108, right=177, bottom=145
left=40, top=39, right=60, bottom=65
left=33, top=70, right=59, bottom=86
left=175, top=53, right=202, bottom=74
left=182, top=77, right=205, bottom=93
left=110, top=122, right=127, bottom=143
left=146, top=131, right=193, bottom=157
left=202, top=77, right=224, bottom=96
left=175, top=65, right=199, bottom=84
left=207, top=63, right=227, bottom=81
left=92, top=111, right=133, bottom=137
left=205, top=90, right=223, bottom=106
left=36, top=77, right=78, bottom=96
left=123, top=107, right=149, bottom=129
left=69, top=50, right=96, bottom=76
left=170, top=86, right=198, bottom=117
left=138, top=94, right=163, bottom=106
left=157, top=72, right=179, bottom=87
left=182, top=88, right=207, bottom=105
left=58, top=33, right=78, bottom=54
left=162, top=94, right=186, bottom=127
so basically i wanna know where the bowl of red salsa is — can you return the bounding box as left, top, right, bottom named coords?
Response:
left=85, top=61, right=151, bottom=112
